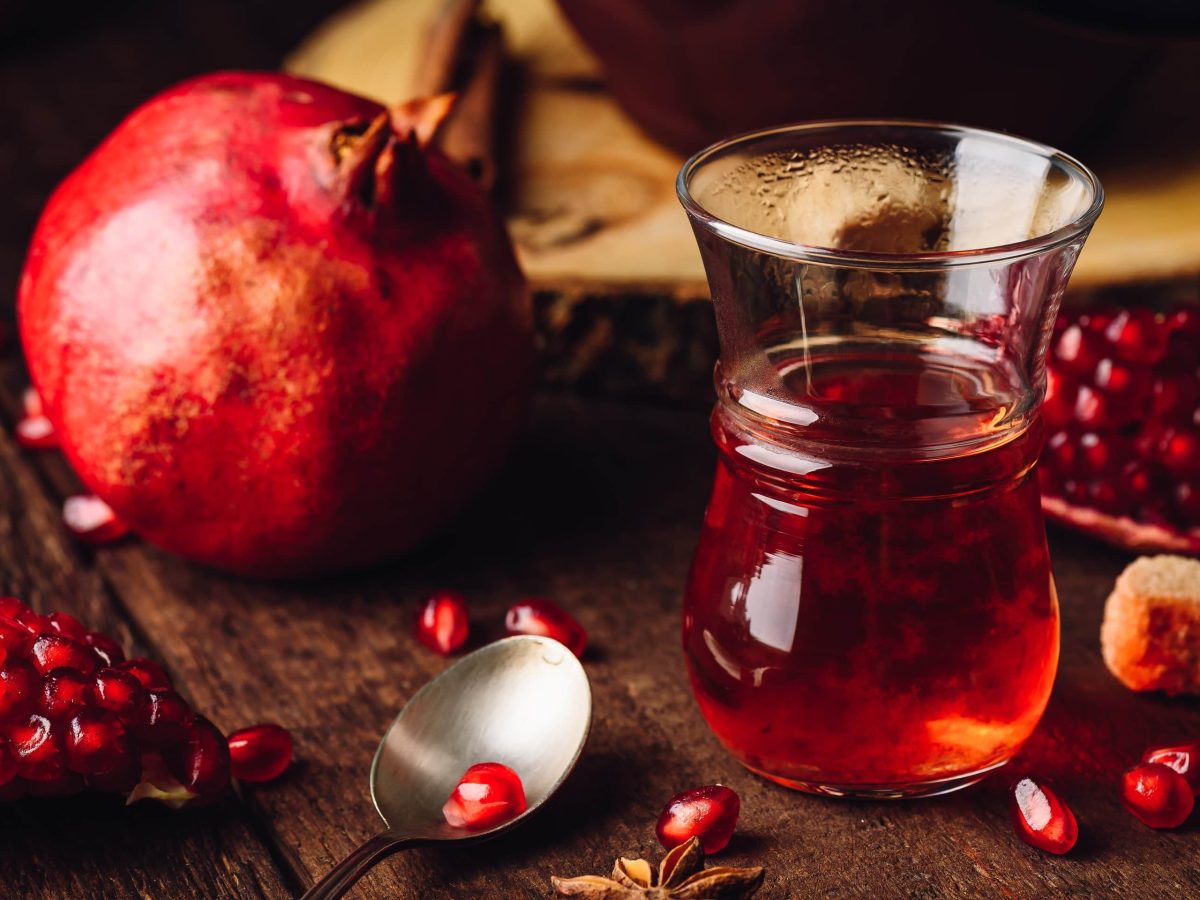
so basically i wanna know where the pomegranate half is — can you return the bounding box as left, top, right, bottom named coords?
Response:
left=19, top=72, right=532, bottom=576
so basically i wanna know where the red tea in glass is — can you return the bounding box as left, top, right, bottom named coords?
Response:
left=677, top=122, right=1103, bottom=797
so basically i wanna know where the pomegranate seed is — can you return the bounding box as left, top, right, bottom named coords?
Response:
left=656, top=784, right=741, bottom=854
left=8, top=713, right=65, bottom=778
left=504, top=598, right=587, bottom=657
left=1073, top=384, right=1111, bottom=429
left=65, top=708, right=133, bottom=775
left=29, top=633, right=96, bottom=676
left=120, top=657, right=172, bottom=691
left=46, top=611, right=87, bottom=641
left=84, top=631, right=125, bottom=668
left=1010, top=776, right=1078, bottom=854
left=1159, top=427, right=1200, bottom=478
left=1151, top=376, right=1198, bottom=420
left=15, top=414, right=56, bottom=449
left=1093, top=358, right=1147, bottom=403
left=136, top=690, right=193, bottom=747
left=0, top=743, right=16, bottom=787
left=227, top=723, right=293, bottom=783
left=163, top=715, right=231, bottom=796
left=1119, top=460, right=1163, bottom=508
left=1054, top=324, right=1100, bottom=376
left=1045, top=429, right=1077, bottom=472
left=87, top=756, right=140, bottom=793
left=90, top=667, right=149, bottom=724
left=0, top=660, right=39, bottom=723
left=442, top=762, right=527, bottom=829
left=1143, top=743, right=1200, bottom=795
left=0, top=617, right=32, bottom=665
left=414, top=591, right=469, bottom=655
left=1122, top=763, right=1195, bottom=828
left=37, top=667, right=90, bottom=721
left=62, top=494, right=129, bottom=545
left=1107, top=309, right=1169, bottom=365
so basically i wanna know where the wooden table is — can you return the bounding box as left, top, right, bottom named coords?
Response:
left=2, top=4, right=1198, bottom=897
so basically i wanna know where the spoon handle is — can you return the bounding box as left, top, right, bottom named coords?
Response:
left=300, top=831, right=415, bottom=900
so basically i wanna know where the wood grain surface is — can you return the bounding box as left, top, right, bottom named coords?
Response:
left=2, top=3, right=1199, bottom=898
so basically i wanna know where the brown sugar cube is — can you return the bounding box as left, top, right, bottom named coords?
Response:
left=1101, top=555, right=1200, bottom=695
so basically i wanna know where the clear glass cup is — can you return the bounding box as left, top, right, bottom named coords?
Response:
left=677, top=121, right=1103, bottom=798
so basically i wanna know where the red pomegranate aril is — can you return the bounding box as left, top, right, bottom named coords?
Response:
left=0, top=660, right=39, bottom=723
left=84, top=631, right=125, bottom=668
left=14, top=414, right=56, bottom=449
left=1175, top=482, right=1200, bottom=523
left=87, top=756, right=140, bottom=793
left=164, top=715, right=231, bottom=796
left=90, top=668, right=149, bottom=724
left=29, top=634, right=96, bottom=676
left=1119, top=460, right=1162, bottom=507
left=1077, top=431, right=1122, bottom=475
left=227, top=723, right=293, bottom=783
left=0, top=598, right=31, bottom=620
left=1143, top=743, right=1200, bottom=795
left=1108, top=309, right=1169, bottom=365
left=9, top=713, right=64, bottom=776
left=1042, top=369, right=1074, bottom=430
left=504, top=598, right=587, bottom=658
left=442, top=762, right=527, bottom=829
left=1073, top=384, right=1112, bottom=429
left=1054, top=324, right=1100, bottom=376
left=1151, top=376, right=1198, bottom=420
left=38, top=667, right=90, bottom=721
left=1045, top=429, right=1077, bottom=472
left=1122, top=763, right=1194, bottom=828
left=120, top=658, right=172, bottom=691
left=137, top=690, right=193, bottom=747
left=0, top=617, right=31, bottom=665
left=1159, top=427, right=1200, bottom=479
left=46, top=611, right=87, bottom=641
left=656, top=784, right=741, bottom=854
left=414, top=591, right=469, bottom=655
left=62, top=494, right=129, bottom=545
left=1093, top=358, right=1147, bottom=403
left=1010, top=776, right=1078, bottom=855
left=65, top=708, right=133, bottom=775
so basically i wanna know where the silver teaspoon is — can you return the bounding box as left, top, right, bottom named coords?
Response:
left=301, top=635, right=592, bottom=899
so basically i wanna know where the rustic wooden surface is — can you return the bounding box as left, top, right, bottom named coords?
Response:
left=3, top=4, right=1200, bottom=898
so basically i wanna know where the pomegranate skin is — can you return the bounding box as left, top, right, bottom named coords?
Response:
left=19, top=72, right=533, bottom=576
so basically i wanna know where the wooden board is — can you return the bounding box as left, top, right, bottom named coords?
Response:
left=3, top=5, right=1199, bottom=896
left=287, top=0, right=1200, bottom=296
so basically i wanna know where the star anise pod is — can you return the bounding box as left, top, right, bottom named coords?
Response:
left=552, top=836, right=764, bottom=899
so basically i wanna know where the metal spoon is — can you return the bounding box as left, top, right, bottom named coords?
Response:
left=301, top=635, right=592, bottom=899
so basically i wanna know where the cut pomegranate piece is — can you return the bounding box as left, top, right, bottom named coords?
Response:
left=227, top=723, right=293, bottom=783
left=1122, top=763, right=1195, bottom=828
left=14, top=414, right=56, bottom=449
left=62, top=495, right=129, bottom=545
left=1010, top=776, right=1078, bottom=855
left=504, top=598, right=587, bottom=657
left=38, top=668, right=91, bottom=721
left=1142, top=742, right=1200, bottom=795
left=414, top=591, right=469, bottom=655
left=1042, top=304, right=1200, bottom=553
left=442, top=762, right=527, bottom=829
left=0, top=597, right=285, bottom=809
left=163, top=715, right=232, bottom=796
left=655, top=784, right=741, bottom=854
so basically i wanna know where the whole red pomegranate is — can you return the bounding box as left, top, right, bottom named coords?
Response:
left=19, top=72, right=532, bottom=576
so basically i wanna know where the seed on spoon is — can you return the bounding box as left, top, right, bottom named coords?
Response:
left=442, top=762, right=527, bottom=829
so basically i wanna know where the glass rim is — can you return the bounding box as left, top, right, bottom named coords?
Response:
left=677, top=118, right=1105, bottom=270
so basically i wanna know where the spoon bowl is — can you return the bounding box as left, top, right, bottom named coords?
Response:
left=303, top=635, right=592, bottom=898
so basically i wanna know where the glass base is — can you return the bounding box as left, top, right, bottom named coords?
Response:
left=745, top=757, right=1010, bottom=800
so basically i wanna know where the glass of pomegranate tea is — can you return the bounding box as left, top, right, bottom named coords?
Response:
left=677, top=121, right=1103, bottom=797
